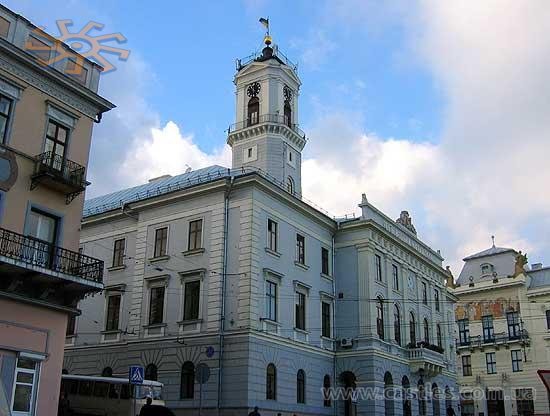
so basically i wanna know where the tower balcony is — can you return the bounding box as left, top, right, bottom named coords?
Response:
left=407, top=344, right=446, bottom=377
left=227, top=113, right=307, bottom=150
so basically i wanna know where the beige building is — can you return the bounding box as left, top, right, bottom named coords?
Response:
left=453, top=245, right=550, bottom=416
left=0, top=5, right=113, bottom=416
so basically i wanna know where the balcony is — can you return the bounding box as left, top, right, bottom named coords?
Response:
left=407, top=343, right=446, bottom=377
left=31, top=152, right=89, bottom=204
left=0, top=227, right=103, bottom=306
left=456, top=330, right=530, bottom=351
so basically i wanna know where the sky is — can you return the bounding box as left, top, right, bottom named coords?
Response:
left=8, top=0, right=550, bottom=273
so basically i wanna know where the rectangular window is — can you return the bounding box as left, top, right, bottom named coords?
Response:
left=188, top=219, right=203, bottom=251
left=26, top=35, right=52, bottom=62
left=422, top=282, right=428, bottom=304
left=511, top=349, right=523, bottom=372
left=112, top=238, right=125, bottom=267
left=296, top=234, right=305, bottom=264
left=295, top=292, right=306, bottom=330
left=153, top=227, right=168, bottom=258
left=44, top=120, right=69, bottom=171
left=458, top=319, right=470, bottom=345
left=486, top=352, right=497, bottom=374
left=482, top=315, right=495, bottom=342
left=148, top=286, right=165, bottom=325
left=507, top=311, right=521, bottom=339
left=321, top=247, right=330, bottom=275
left=547, top=310, right=550, bottom=330
left=516, top=389, right=534, bottom=416
left=65, top=58, right=88, bottom=84
left=0, top=94, right=13, bottom=144
left=265, top=280, right=277, bottom=321
left=0, top=16, right=10, bottom=39
left=183, top=280, right=201, bottom=320
left=434, top=289, right=440, bottom=311
left=462, top=355, right=472, bottom=376
left=392, top=264, right=399, bottom=290
left=267, top=219, right=278, bottom=252
left=375, top=254, right=382, bottom=281
left=11, top=357, right=39, bottom=414
left=66, top=314, right=76, bottom=336
left=322, top=302, right=331, bottom=338
left=26, top=208, right=58, bottom=244
left=105, top=294, right=121, bottom=331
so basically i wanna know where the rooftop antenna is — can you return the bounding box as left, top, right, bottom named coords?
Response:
left=491, top=235, right=495, bottom=247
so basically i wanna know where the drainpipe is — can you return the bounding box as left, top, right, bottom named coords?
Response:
left=217, top=175, right=234, bottom=414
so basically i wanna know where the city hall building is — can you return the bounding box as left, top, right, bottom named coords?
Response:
left=64, top=36, right=458, bottom=415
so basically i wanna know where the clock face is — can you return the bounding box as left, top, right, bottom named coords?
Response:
left=247, top=82, right=261, bottom=97
left=283, top=85, right=292, bottom=102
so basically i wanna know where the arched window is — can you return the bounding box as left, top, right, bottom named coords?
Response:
left=247, top=97, right=259, bottom=126
left=423, top=318, right=430, bottom=344
left=432, top=383, right=441, bottom=416
left=145, top=363, right=158, bottom=381
left=437, top=324, right=443, bottom=349
left=180, top=361, right=195, bottom=399
left=266, top=363, right=277, bottom=400
left=286, top=176, right=295, bottom=194
left=284, top=102, right=292, bottom=127
left=376, top=297, right=385, bottom=340
left=101, top=367, right=113, bottom=377
left=384, top=372, right=394, bottom=416
left=297, top=369, right=306, bottom=404
left=402, top=376, right=411, bottom=416
left=418, top=380, right=426, bottom=416
left=394, top=305, right=401, bottom=346
left=445, top=386, right=453, bottom=413
left=323, top=375, right=331, bottom=407
left=409, top=312, right=416, bottom=345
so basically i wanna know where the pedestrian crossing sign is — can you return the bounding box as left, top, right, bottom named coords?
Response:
left=129, top=365, right=144, bottom=385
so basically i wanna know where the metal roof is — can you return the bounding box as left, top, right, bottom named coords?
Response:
left=463, top=246, right=516, bottom=261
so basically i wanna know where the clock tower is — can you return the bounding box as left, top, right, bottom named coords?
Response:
left=227, top=36, right=306, bottom=195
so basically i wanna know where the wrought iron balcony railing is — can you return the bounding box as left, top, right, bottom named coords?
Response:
left=228, top=113, right=306, bottom=138
left=456, top=330, right=529, bottom=349
left=0, top=227, right=103, bottom=284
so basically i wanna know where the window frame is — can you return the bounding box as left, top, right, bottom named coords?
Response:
left=43, top=119, right=70, bottom=170
left=153, top=226, right=168, bottom=258
left=321, top=301, right=331, bottom=338
left=180, top=361, right=195, bottom=399
left=482, top=315, right=495, bottom=342
left=394, top=304, right=401, bottom=346
left=112, top=238, right=126, bottom=268
left=546, top=310, right=550, bottom=330
left=376, top=297, right=385, bottom=340
left=462, top=355, right=472, bottom=376
left=434, top=289, right=440, bottom=311
left=423, top=318, right=430, bottom=343
left=375, top=254, right=382, bottom=281
left=458, top=319, right=470, bottom=345
left=485, top=352, right=497, bottom=374
left=0, top=93, right=13, bottom=144
left=266, top=363, right=277, bottom=400
left=409, top=312, right=417, bottom=345
left=295, top=291, right=306, bottom=330
left=392, top=264, right=399, bottom=290
left=148, top=285, right=166, bottom=326
left=296, top=369, right=306, bottom=404
left=436, top=323, right=443, bottom=348
left=267, top=219, right=278, bottom=252
left=321, top=247, right=330, bottom=276
left=296, top=233, right=306, bottom=264
left=11, top=357, right=40, bottom=415
left=187, top=219, right=203, bottom=251
left=511, top=349, right=523, bottom=372
left=422, top=282, right=428, bottom=305
left=105, top=293, right=122, bottom=331
left=182, top=279, right=201, bottom=321
left=265, top=280, right=278, bottom=322
left=507, top=311, right=521, bottom=339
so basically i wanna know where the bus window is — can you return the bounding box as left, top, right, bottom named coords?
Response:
left=93, top=381, right=109, bottom=397
left=108, top=383, right=120, bottom=399
left=78, top=380, right=93, bottom=396
left=120, top=384, right=130, bottom=400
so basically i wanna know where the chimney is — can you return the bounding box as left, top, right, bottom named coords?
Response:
left=148, top=174, right=172, bottom=183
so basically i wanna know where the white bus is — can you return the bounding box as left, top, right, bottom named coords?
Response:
left=60, top=374, right=164, bottom=416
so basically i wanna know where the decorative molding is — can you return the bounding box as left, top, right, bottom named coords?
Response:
left=0, top=75, right=22, bottom=98
left=46, top=101, right=79, bottom=127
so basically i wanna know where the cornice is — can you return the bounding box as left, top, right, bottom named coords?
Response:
left=227, top=122, right=306, bottom=150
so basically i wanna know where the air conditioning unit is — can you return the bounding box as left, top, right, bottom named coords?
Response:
left=340, top=338, right=354, bottom=348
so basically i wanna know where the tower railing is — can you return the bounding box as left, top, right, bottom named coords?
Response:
left=228, top=113, right=306, bottom=139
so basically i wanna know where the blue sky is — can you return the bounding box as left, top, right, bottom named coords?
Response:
left=8, top=1, right=550, bottom=271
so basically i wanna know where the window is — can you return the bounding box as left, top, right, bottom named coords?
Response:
left=267, top=219, right=278, bottom=252
left=26, top=208, right=58, bottom=244
left=322, top=247, right=330, bottom=275
left=402, top=376, right=411, bottom=416
left=105, top=294, right=121, bottom=331
left=462, top=355, right=472, bottom=376
left=322, top=301, right=331, bottom=338
left=482, top=315, right=495, bottom=342
left=375, top=254, right=382, bottom=281
left=65, top=58, right=88, bottom=84
left=409, top=312, right=416, bottom=345
left=507, top=311, right=521, bottom=339
left=266, top=364, right=276, bottom=400
left=188, top=219, right=203, bottom=251
left=323, top=375, right=331, bottom=407
left=296, top=234, right=305, bottom=264
left=376, top=297, right=384, bottom=340
left=392, top=264, right=399, bottom=290
left=546, top=310, right=550, bottom=330
left=145, top=363, right=158, bottom=381
left=481, top=263, right=494, bottom=275
left=0, top=94, right=13, bottom=143
left=265, top=280, right=277, bottom=321
left=384, top=372, right=394, bottom=416
left=515, top=388, right=534, bottom=416
left=153, top=227, right=168, bottom=258
left=437, top=324, right=443, bottom=348
left=458, top=319, right=470, bottom=345
left=44, top=120, right=69, bottom=171
left=432, top=384, right=441, bottom=416
left=418, top=381, right=426, bottom=416
left=0, top=16, right=10, bottom=38
left=486, top=352, right=497, bottom=374
left=112, top=238, right=125, bottom=267
left=423, top=318, right=430, bottom=343
left=434, top=289, right=440, bottom=311
left=148, top=286, right=165, bottom=325
left=297, top=369, right=306, bottom=404
left=26, top=35, right=51, bottom=62
left=422, top=282, right=428, bottom=304
left=286, top=176, right=295, bottom=194
left=295, top=292, right=306, bottom=330
left=248, top=148, right=253, bottom=158
left=66, top=314, right=76, bottom=336
left=284, top=102, right=292, bottom=127
left=247, top=97, right=259, bottom=126
left=12, top=357, right=39, bottom=414
left=394, top=304, right=401, bottom=346
left=511, top=350, right=523, bottom=372
left=180, top=362, right=194, bottom=399
left=183, top=280, right=200, bottom=321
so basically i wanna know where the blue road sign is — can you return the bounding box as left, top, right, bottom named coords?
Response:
left=129, top=365, right=144, bottom=385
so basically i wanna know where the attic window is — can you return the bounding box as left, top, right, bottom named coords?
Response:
left=66, top=59, right=88, bottom=84
left=0, top=16, right=10, bottom=39
left=481, top=263, right=494, bottom=276
left=26, top=35, right=52, bottom=63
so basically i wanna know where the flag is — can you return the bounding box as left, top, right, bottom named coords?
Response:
left=259, top=18, right=269, bottom=30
